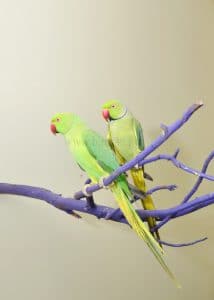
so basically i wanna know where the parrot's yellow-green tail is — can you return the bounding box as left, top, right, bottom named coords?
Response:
left=111, top=182, right=181, bottom=288
left=130, top=168, right=161, bottom=246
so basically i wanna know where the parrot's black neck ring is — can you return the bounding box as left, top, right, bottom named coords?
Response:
left=109, top=107, right=128, bottom=122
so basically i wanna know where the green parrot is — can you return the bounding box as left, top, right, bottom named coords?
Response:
left=101, top=100, right=161, bottom=244
left=50, top=112, right=180, bottom=287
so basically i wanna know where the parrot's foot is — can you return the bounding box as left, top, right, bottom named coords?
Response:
left=98, top=176, right=113, bottom=189
left=82, top=184, right=92, bottom=197
left=160, top=123, right=168, bottom=135
left=133, top=163, right=140, bottom=170
left=85, top=195, right=96, bottom=210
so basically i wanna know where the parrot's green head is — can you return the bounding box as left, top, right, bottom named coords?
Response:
left=102, top=100, right=127, bottom=121
left=50, top=113, right=77, bottom=135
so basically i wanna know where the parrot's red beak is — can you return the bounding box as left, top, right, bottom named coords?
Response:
left=102, top=109, right=110, bottom=121
left=50, top=123, right=57, bottom=135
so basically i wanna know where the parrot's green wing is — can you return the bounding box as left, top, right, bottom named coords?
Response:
left=133, top=118, right=154, bottom=179
left=83, top=129, right=119, bottom=174
left=107, top=129, right=126, bottom=165
left=134, top=118, right=145, bottom=151
left=106, top=130, right=115, bottom=153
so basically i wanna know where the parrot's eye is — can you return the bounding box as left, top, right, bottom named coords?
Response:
left=56, top=118, right=60, bottom=122
left=111, top=105, right=116, bottom=108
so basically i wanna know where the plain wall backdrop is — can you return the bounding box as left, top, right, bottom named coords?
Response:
left=0, top=0, right=214, bottom=299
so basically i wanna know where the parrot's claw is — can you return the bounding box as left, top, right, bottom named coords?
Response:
left=86, top=195, right=96, bottom=209
left=134, top=163, right=140, bottom=170
left=99, top=176, right=109, bottom=189
left=160, top=123, right=168, bottom=135
left=82, top=184, right=92, bottom=197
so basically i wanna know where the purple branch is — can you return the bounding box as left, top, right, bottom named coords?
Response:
left=149, top=193, right=214, bottom=219
left=158, top=237, right=207, bottom=247
left=0, top=183, right=213, bottom=221
left=138, top=153, right=214, bottom=182
left=151, top=217, right=170, bottom=232
left=0, top=182, right=211, bottom=247
left=147, top=185, right=177, bottom=195
left=182, top=151, right=214, bottom=203
left=152, top=151, right=214, bottom=232
left=0, top=182, right=213, bottom=228
left=76, top=183, right=177, bottom=221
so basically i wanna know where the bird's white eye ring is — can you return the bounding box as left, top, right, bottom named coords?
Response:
left=111, top=105, right=115, bottom=108
left=56, top=118, right=60, bottom=122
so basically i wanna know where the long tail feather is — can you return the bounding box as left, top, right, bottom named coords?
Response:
left=131, top=168, right=161, bottom=245
left=111, top=182, right=181, bottom=288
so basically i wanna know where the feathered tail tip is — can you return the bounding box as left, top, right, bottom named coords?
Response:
left=111, top=183, right=181, bottom=288
left=166, top=267, right=181, bottom=289
left=173, top=278, right=182, bottom=289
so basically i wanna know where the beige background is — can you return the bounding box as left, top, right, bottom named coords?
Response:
left=0, top=0, right=214, bottom=299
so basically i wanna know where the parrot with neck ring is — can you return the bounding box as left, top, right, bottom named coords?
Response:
left=101, top=100, right=161, bottom=245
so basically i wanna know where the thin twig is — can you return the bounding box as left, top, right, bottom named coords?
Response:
left=152, top=151, right=214, bottom=232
